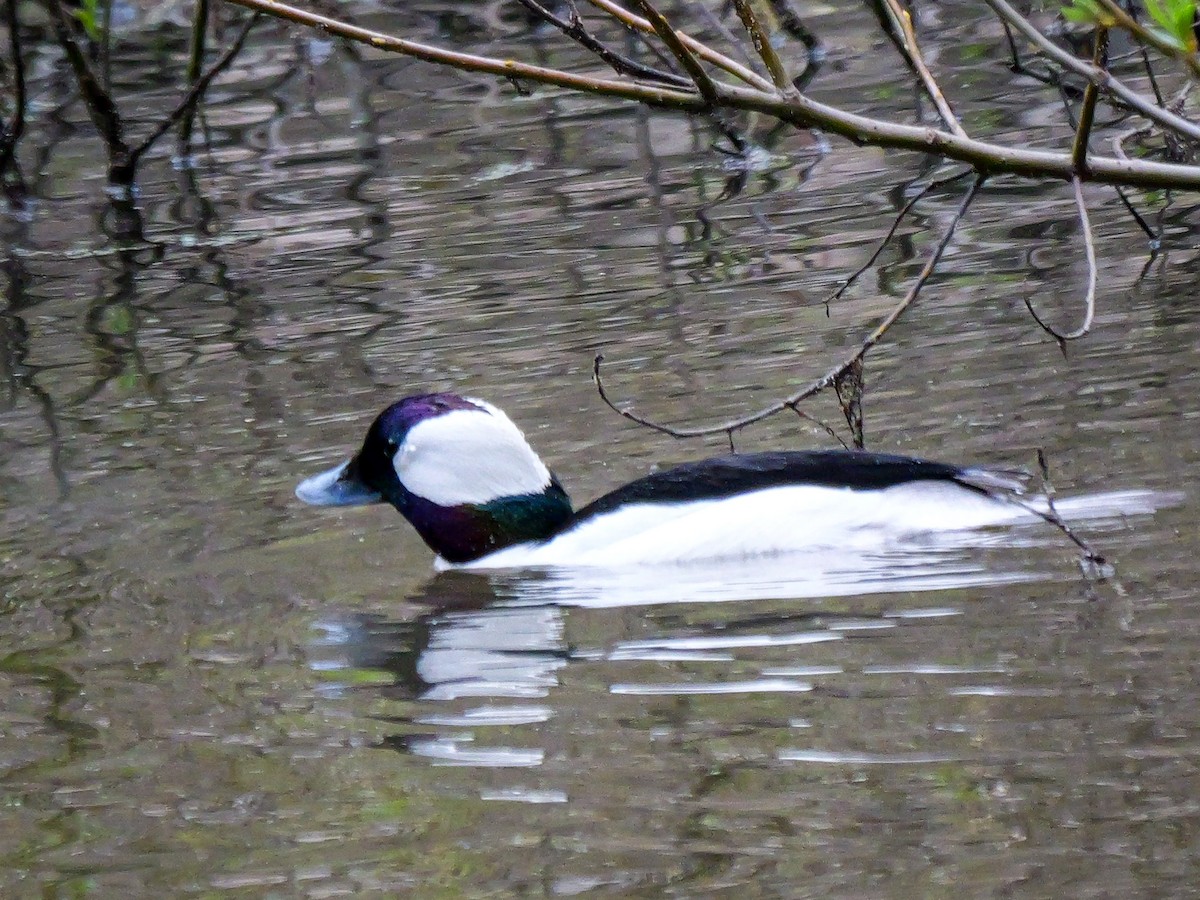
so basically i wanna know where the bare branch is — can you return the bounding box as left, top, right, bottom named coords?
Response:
left=984, top=0, right=1200, bottom=143
left=1024, top=177, right=1097, bottom=348
left=216, top=0, right=1200, bottom=190
left=593, top=174, right=987, bottom=439
left=222, top=0, right=706, bottom=107
left=1111, top=185, right=1159, bottom=245
left=879, top=0, right=965, bottom=137
left=633, top=0, right=719, bottom=105
left=999, top=449, right=1106, bottom=565
left=730, top=0, right=793, bottom=94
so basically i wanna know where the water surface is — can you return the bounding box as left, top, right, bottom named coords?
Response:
left=2, top=2, right=1199, bottom=895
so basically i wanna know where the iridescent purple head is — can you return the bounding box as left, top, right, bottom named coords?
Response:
left=296, top=393, right=572, bottom=563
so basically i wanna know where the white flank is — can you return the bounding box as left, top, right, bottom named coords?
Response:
left=458, top=481, right=1008, bottom=568
left=394, top=402, right=552, bottom=507
left=443, top=481, right=1177, bottom=571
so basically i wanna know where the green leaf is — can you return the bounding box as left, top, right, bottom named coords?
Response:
left=73, top=0, right=102, bottom=41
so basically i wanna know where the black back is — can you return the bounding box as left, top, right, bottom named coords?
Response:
left=567, top=450, right=976, bottom=528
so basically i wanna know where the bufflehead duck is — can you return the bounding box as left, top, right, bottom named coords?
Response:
left=296, top=393, right=1035, bottom=570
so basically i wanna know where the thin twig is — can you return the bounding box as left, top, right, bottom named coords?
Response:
left=1071, top=28, right=1108, bottom=175
left=633, top=0, right=718, bottom=105
left=593, top=174, right=987, bottom=439
left=128, top=13, right=260, bottom=164
left=789, top=406, right=849, bottom=449
left=879, top=0, right=965, bottom=136
left=517, top=0, right=691, bottom=88
left=1002, top=449, right=1105, bottom=564
left=730, top=0, right=793, bottom=94
left=1024, top=177, right=1097, bottom=348
left=984, top=0, right=1200, bottom=143
left=823, top=168, right=972, bottom=309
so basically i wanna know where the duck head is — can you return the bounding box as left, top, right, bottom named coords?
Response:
left=296, top=393, right=572, bottom=563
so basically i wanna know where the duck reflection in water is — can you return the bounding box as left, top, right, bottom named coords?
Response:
left=308, top=551, right=1048, bottom=766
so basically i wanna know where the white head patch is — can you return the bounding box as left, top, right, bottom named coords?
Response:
left=394, top=399, right=553, bottom=507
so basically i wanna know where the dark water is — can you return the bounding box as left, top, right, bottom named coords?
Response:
left=3, top=2, right=1200, bottom=896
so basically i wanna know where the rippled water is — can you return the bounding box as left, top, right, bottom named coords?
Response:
left=3, top=1, right=1200, bottom=895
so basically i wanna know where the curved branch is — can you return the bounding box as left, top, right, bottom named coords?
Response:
left=593, top=174, right=987, bottom=439
left=1024, top=177, right=1097, bottom=347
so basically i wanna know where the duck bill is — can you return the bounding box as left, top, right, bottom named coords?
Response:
left=295, top=458, right=382, bottom=507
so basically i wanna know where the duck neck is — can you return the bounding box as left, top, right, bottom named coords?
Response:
left=395, top=481, right=573, bottom=564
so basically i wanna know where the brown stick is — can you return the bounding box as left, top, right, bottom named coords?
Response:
left=586, top=0, right=773, bottom=91
left=515, top=0, right=691, bottom=88
left=1071, top=27, right=1108, bottom=175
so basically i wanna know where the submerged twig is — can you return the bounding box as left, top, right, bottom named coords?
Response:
left=999, top=450, right=1106, bottom=568
left=594, top=174, right=987, bottom=441
left=1024, top=177, right=1097, bottom=348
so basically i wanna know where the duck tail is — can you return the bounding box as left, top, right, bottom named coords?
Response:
left=956, top=466, right=1034, bottom=497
